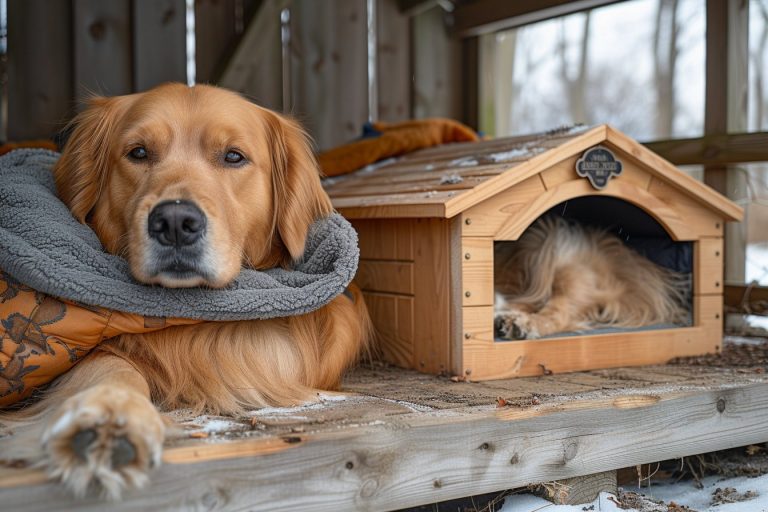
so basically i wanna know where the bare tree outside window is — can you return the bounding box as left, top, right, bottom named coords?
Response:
left=751, top=0, right=768, bottom=132
left=479, top=0, right=705, bottom=141
left=653, top=0, right=679, bottom=138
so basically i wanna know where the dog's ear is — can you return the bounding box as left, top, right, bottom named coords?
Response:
left=264, top=111, right=333, bottom=265
left=53, top=95, right=131, bottom=223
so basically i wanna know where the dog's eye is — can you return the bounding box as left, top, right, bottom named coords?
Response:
left=128, top=146, right=148, bottom=160
left=224, top=150, right=245, bottom=165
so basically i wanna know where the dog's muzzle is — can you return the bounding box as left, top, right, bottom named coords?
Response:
left=145, top=200, right=212, bottom=283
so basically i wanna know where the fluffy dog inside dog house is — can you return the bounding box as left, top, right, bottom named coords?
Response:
left=323, top=124, right=743, bottom=381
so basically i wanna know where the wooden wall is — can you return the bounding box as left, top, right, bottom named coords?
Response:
left=6, top=0, right=465, bottom=149
left=289, top=0, right=369, bottom=150
left=216, top=0, right=421, bottom=150
left=7, top=0, right=187, bottom=140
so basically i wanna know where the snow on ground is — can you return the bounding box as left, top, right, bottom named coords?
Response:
left=746, top=243, right=768, bottom=331
left=499, top=473, right=768, bottom=512
left=499, top=491, right=626, bottom=512
left=648, top=473, right=767, bottom=512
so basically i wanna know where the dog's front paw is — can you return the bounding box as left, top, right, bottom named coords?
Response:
left=494, top=309, right=540, bottom=340
left=41, top=385, right=165, bottom=499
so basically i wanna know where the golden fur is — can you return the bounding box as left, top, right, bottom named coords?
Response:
left=0, top=83, right=370, bottom=498
left=494, top=216, right=688, bottom=339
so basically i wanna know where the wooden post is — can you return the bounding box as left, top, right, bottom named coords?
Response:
left=534, top=471, right=618, bottom=506
left=376, top=0, right=410, bottom=121
left=704, top=0, right=748, bottom=283
left=411, top=5, right=461, bottom=120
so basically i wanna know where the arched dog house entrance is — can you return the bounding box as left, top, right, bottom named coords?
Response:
left=323, top=125, right=743, bottom=381
left=492, top=196, right=694, bottom=365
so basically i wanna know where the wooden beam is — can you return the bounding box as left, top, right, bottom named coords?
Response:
left=704, top=0, right=728, bottom=195
left=725, top=283, right=768, bottom=310
left=396, top=0, right=438, bottom=16
left=4, top=379, right=768, bottom=510
left=377, top=0, right=411, bottom=121
left=453, top=0, right=626, bottom=37
left=218, top=0, right=288, bottom=112
left=704, top=0, right=749, bottom=285
left=534, top=471, right=617, bottom=506
left=643, top=132, right=768, bottom=166
left=411, top=5, right=462, bottom=120
left=461, top=36, right=479, bottom=130
left=704, top=0, right=728, bottom=140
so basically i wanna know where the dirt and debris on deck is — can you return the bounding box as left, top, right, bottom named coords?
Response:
left=150, top=335, right=768, bottom=448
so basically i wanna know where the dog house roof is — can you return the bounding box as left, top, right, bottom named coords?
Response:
left=323, top=124, right=743, bottom=222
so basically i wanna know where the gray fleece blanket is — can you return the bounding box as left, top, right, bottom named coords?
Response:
left=0, top=149, right=359, bottom=321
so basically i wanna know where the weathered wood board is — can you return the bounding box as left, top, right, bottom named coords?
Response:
left=2, top=346, right=768, bottom=511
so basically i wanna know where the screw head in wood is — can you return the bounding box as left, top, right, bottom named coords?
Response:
left=465, top=218, right=472, bottom=225
left=464, top=252, right=471, bottom=260
left=464, top=332, right=471, bottom=339
left=465, top=291, right=472, bottom=297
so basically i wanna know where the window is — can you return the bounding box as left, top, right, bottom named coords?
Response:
left=479, top=0, right=705, bottom=141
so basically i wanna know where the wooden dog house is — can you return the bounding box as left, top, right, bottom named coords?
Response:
left=323, top=125, right=743, bottom=380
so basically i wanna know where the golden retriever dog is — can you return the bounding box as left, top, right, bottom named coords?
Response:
left=494, top=216, right=689, bottom=340
left=1, top=83, right=370, bottom=498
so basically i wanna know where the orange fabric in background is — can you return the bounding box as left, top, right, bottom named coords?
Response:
left=0, top=271, right=202, bottom=407
left=317, top=118, right=479, bottom=177
left=0, top=140, right=57, bottom=156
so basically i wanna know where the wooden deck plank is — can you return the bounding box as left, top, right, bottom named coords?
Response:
left=2, top=360, right=768, bottom=511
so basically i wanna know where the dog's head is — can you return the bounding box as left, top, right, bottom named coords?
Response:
left=54, top=83, right=331, bottom=288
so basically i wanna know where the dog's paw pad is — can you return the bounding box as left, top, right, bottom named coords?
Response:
left=111, top=436, right=137, bottom=468
left=70, top=428, right=97, bottom=461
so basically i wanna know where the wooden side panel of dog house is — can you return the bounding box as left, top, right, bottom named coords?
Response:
left=694, top=237, right=725, bottom=353
left=352, top=218, right=452, bottom=374
left=353, top=219, right=415, bottom=369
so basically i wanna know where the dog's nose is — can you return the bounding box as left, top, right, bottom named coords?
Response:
left=147, top=200, right=206, bottom=247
